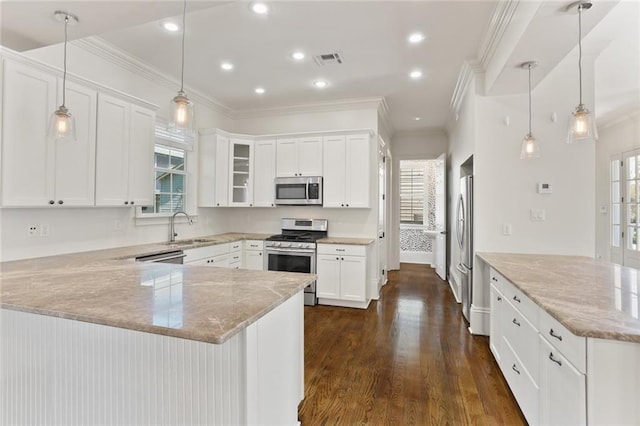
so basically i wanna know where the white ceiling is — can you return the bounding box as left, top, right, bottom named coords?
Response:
left=1, top=1, right=638, bottom=133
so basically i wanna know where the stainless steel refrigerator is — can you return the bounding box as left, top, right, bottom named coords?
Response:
left=456, top=175, right=473, bottom=322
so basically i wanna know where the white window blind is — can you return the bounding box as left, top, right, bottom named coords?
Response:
left=400, top=161, right=425, bottom=224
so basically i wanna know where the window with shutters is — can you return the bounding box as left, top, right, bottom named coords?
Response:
left=141, top=145, right=186, bottom=214
left=400, top=160, right=426, bottom=225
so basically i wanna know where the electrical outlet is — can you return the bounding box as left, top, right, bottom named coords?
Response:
left=40, top=224, right=50, bottom=237
left=27, top=225, right=39, bottom=237
left=502, top=223, right=512, bottom=236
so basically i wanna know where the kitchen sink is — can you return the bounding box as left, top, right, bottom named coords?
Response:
left=163, top=238, right=212, bottom=246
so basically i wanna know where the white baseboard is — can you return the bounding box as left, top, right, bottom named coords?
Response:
left=469, top=305, right=490, bottom=336
left=317, top=298, right=371, bottom=309
left=399, top=251, right=433, bottom=264
left=448, top=267, right=461, bottom=303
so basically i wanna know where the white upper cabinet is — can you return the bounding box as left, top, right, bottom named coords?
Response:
left=229, top=138, right=254, bottom=207
left=322, top=133, right=370, bottom=208
left=253, top=139, right=276, bottom=207
left=95, top=93, right=155, bottom=207
left=198, top=132, right=230, bottom=207
left=1, top=60, right=97, bottom=207
left=276, top=136, right=322, bottom=177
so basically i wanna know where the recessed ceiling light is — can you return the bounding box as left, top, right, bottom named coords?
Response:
left=162, top=21, right=180, bottom=32
left=255, top=87, right=265, bottom=94
left=250, top=2, right=269, bottom=15
left=291, top=51, right=305, bottom=61
left=408, top=32, right=426, bottom=44
left=414, top=117, right=421, bottom=121
left=409, top=70, right=423, bottom=79
left=313, top=80, right=329, bottom=89
left=221, top=62, right=234, bottom=71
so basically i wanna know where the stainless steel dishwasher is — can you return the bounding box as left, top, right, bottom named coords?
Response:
left=135, top=250, right=186, bottom=264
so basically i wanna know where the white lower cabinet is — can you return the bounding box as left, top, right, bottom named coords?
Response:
left=489, top=283, right=503, bottom=364
left=316, top=244, right=370, bottom=308
left=539, top=335, right=586, bottom=426
left=184, top=244, right=230, bottom=267
left=501, top=339, right=539, bottom=425
left=243, top=240, right=264, bottom=270
left=229, top=242, right=242, bottom=269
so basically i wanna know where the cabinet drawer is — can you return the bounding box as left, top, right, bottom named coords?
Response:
left=539, top=309, right=586, bottom=373
left=184, top=243, right=228, bottom=262
left=317, top=244, right=366, bottom=256
left=229, top=241, right=242, bottom=252
left=502, top=339, right=539, bottom=426
left=244, top=240, right=264, bottom=251
left=489, top=268, right=506, bottom=293
left=503, top=297, right=539, bottom=383
left=502, top=280, right=539, bottom=327
left=229, top=252, right=242, bottom=264
left=229, top=260, right=241, bottom=269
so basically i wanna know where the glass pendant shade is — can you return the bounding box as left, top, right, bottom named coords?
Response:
left=567, top=103, right=597, bottom=143
left=520, top=132, right=540, bottom=159
left=169, top=90, right=195, bottom=136
left=49, top=105, right=76, bottom=141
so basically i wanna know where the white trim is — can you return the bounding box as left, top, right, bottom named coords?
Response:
left=232, top=96, right=386, bottom=120
left=317, top=298, right=371, bottom=310
left=449, top=265, right=461, bottom=303
left=73, top=37, right=231, bottom=116
left=399, top=251, right=433, bottom=265
left=469, top=305, right=490, bottom=336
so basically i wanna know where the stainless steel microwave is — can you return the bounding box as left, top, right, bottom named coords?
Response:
left=274, top=176, right=323, bottom=205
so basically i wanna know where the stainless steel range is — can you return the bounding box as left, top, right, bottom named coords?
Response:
left=265, top=218, right=328, bottom=306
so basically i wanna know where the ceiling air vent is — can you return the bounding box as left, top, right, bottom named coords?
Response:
left=314, top=52, right=344, bottom=66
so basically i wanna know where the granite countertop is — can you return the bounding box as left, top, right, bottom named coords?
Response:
left=317, top=237, right=375, bottom=245
left=0, top=232, right=312, bottom=345
left=477, top=252, right=640, bottom=343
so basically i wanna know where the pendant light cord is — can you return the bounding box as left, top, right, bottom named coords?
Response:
left=578, top=3, right=583, bottom=105
left=180, top=0, right=186, bottom=92
left=62, top=15, right=69, bottom=107
left=528, top=64, right=532, bottom=134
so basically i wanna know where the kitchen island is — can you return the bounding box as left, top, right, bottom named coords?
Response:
left=0, top=240, right=314, bottom=426
left=477, top=253, right=640, bottom=425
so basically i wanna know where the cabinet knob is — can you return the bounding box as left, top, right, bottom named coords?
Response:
left=49, top=200, right=55, bottom=205
left=341, top=257, right=344, bottom=261
left=250, top=203, right=253, bottom=207
left=259, top=253, right=262, bottom=256
left=511, top=364, right=520, bottom=375
left=124, top=201, right=129, bottom=205
left=130, top=201, right=135, bottom=205
left=346, top=204, right=349, bottom=207
left=512, top=295, right=521, bottom=303
left=216, top=203, right=220, bottom=206
left=512, top=318, right=520, bottom=327
left=341, top=204, right=344, bottom=207
left=58, top=200, right=64, bottom=205
left=497, top=296, right=502, bottom=301
left=336, top=257, right=339, bottom=260
left=491, top=277, right=498, bottom=282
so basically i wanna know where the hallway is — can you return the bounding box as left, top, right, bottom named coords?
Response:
left=299, top=263, right=526, bottom=425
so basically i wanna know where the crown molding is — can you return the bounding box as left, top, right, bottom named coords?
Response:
left=449, top=0, right=520, bottom=116
left=73, top=37, right=233, bottom=117
left=231, top=96, right=386, bottom=120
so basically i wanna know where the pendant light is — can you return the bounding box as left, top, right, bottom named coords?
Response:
left=520, top=61, right=540, bottom=159
left=567, top=1, right=597, bottom=143
left=49, top=11, right=78, bottom=141
left=168, top=0, right=195, bottom=137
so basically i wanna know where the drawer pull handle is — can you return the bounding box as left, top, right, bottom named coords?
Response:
left=512, top=295, right=521, bottom=303
left=549, top=352, right=562, bottom=367
left=491, top=277, right=498, bottom=282
left=549, top=329, right=563, bottom=341
left=497, top=296, right=502, bottom=301
left=512, top=364, right=520, bottom=375
left=512, top=318, right=520, bottom=327
left=336, top=249, right=346, bottom=252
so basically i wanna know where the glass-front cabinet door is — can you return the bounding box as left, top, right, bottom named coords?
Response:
left=229, top=139, right=254, bottom=206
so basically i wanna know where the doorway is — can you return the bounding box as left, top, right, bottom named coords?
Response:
left=611, top=148, right=640, bottom=268
left=399, top=158, right=444, bottom=270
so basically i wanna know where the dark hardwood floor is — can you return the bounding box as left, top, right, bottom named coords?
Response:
left=299, top=263, right=527, bottom=425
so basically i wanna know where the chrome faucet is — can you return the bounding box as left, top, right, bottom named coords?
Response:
left=170, top=211, right=192, bottom=242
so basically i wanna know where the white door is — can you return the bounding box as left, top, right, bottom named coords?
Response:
left=434, top=153, right=447, bottom=280
left=128, top=104, right=155, bottom=206
left=322, top=136, right=346, bottom=208
left=378, top=142, right=387, bottom=287
left=339, top=256, right=366, bottom=302
left=316, top=254, right=340, bottom=299
left=298, top=137, right=323, bottom=176
left=345, top=134, right=370, bottom=208
left=276, top=138, right=298, bottom=177
left=611, top=150, right=640, bottom=268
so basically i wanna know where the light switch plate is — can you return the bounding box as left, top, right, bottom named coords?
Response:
left=530, top=208, right=546, bottom=221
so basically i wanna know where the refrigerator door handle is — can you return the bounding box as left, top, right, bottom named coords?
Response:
left=456, top=194, right=465, bottom=249
left=456, top=262, right=468, bottom=275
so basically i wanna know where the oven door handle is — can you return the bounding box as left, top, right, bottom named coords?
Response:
left=265, top=248, right=316, bottom=255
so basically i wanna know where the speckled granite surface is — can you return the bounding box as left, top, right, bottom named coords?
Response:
left=317, top=237, right=374, bottom=245
left=477, top=252, right=640, bottom=343
left=0, top=233, right=312, bottom=344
